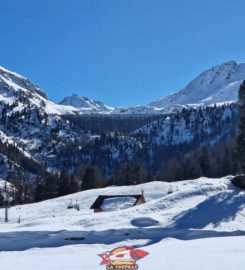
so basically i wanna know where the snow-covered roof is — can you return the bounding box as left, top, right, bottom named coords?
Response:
left=90, top=194, right=145, bottom=211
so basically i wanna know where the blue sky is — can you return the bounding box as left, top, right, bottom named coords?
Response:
left=0, top=0, right=245, bottom=107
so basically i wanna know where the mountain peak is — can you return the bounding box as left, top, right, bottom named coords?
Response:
left=0, top=65, right=79, bottom=115
left=0, top=65, right=27, bottom=80
left=220, top=60, right=240, bottom=65
left=208, top=60, right=242, bottom=73
left=59, top=94, right=113, bottom=113
left=0, top=65, right=47, bottom=98
left=149, top=60, right=245, bottom=108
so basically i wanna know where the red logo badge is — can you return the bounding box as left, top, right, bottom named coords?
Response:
left=99, top=246, right=149, bottom=269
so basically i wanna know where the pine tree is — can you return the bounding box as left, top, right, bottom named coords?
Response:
left=42, top=173, right=59, bottom=200
left=34, top=177, right=45, bottom=202
left=59, top=172, right=79, bottom=196
left=82, top=166, right=103, bottom=190
left=198, top=147, right=212, bottom=177
left=236, top=80, right=245, bottom=172
left=59, top=172, right=72, bottom=196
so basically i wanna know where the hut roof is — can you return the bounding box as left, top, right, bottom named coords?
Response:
left=90, top=194, right=144, bottom=210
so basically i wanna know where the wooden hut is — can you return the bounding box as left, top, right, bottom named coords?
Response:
left=90, top=191, right=146, bottom=213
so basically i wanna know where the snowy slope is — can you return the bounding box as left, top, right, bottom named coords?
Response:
left=1, top=176, right=245, bottom=269
left=0, top=66, right=79, bottom=115
left=133, top=105, right=237, bottom=147
left=150, top=61, right=245, bottom=108
left=0, top=236, right=243, bottom=270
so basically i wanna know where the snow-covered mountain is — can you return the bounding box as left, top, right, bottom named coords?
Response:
left=0, top=66, right=79, bottom=115
left=59, top=61, right=245, bottom=115
left=0, top=66, right=95, bottom=182
left=150, top=61, right=245, bottom=109
left=1, top=61, right=244, bottom=116
left=59, top=94, right=113, bottom=114
left=0, top=63, right=240, bottom=181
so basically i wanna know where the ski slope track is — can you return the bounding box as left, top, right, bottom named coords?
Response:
left=0, top=176, right=245, bottom=269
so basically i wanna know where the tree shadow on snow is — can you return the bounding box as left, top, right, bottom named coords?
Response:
left=171, top=191, right=245, bottom=229
left=1, top=227, right=245, bottom=251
